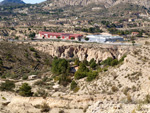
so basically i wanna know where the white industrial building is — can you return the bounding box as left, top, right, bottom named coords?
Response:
left=85, top=34, right=124, bottom=43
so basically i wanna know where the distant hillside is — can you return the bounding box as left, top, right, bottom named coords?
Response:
left=0, top=41, right=52, bottom=79
left=0, top=0, right=25, bottom=5
left=43, top=0, right=150, bottom=8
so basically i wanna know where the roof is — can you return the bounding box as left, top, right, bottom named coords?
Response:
left=86, top=35, right=123, bottom=39
left=39, top=31, right=83, bottom=37
left=131, top=32, right=139, bottom=34
left=39, top=31, right=62, bottom=36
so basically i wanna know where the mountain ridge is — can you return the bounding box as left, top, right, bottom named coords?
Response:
left=0, top=0, right=25, bottom=5
left=43, top=0, right=150, bottom=8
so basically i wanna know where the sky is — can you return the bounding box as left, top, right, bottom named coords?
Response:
left=23, top=0, right=46, bottom=4
left=0, top=0, right=46, bottom=4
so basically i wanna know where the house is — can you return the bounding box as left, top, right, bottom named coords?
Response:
left=28, top=75, right=37, bottom=80
left=128, top=18, right=135, bottom=22
left=131, top=32, right=139, bottom=36
left=36, top=31, right=83, bottom=41
left=70, top=66, right=79, bottom=73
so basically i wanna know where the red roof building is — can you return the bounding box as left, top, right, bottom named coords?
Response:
left=131, top=32, right=139, bottom=36
left=36, top=31, right=83, bottom=41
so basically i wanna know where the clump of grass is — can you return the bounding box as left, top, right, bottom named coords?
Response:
left=40, top=102, right=50, bottom=112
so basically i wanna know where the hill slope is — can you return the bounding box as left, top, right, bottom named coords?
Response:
left=43, top=0, right=150, bottom=8
left=0, top=41, right=52, bottom=79
left=0, top=0, right=25, bottom=5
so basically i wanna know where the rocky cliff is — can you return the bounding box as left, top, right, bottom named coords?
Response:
left=28, top=41, right=130, bottom=63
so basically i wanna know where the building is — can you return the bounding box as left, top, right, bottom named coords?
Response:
left=36, top=31, right=83, bottom=41
left=131, top=32, right=139, bottom=36
left=28, top=75, right=37, bottom=80
left=70, top=66, right=79, bottom=73
left=128, top=18, right=135, bottom=22
left=85, top=34, right=124, bottom=43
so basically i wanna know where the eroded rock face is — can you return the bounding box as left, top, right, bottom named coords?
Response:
left=29, top=41, right=129, bottom=62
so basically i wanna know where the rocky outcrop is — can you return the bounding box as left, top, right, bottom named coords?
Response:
left=29, top=41, right=129, bottom=63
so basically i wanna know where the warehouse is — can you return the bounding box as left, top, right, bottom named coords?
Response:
left=85, top=35, right=124, bottom=43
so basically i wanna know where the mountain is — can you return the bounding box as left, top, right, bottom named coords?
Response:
left=43, top=0, right=150, bottom=8
left=0, top=0, right=25, bottom=5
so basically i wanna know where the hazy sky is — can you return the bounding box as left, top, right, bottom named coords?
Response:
left=0, top=0, right=46, bottom=4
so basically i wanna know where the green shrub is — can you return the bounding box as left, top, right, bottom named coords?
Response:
left=19, top=83, right=33, bottom=97
left=70, top=81, right=77, bottom=90
left=34, top=80, right=45, bottom=86
left=74, top=63, right=90, bottom=80
left=2, top=97, right=6, bottom=100
left=1, top=75, right=6, bottom=79
left=123, top=86, right=130, bottom=95
left=86, top=71, right=98, bottom=82
left=15, top=36, right=19, bottom=40
left=29, top=71, right=39, bottom=75
left=119, top=55, right=126, bottom=63
left=73, top=87, right=80, bottom=93
left=101, top=57, right=113, bottom=66
left=131, top=109, right=136, bottom=113
left=40, top=102, right=50, bottom=112
left=44, top=58, right=51, bottom=66
left=24, top=53, right=29, bottom=58
left=2, top=72, right=17, bottom=79
left=35, top=88, right=48, bottom=98
left=144, top=94, right=150, bottom=104
left=0, top=80, right=15, bottom=91
left=75, top=64, right=98, bottom=81
left=29, top=32, right=35, bottom=39
left=0, top=65, right=3, bottom=73
left=89, top=58, right=95, bottom=65
left=29, top=47, right=36, bottom=52
left=51, top=58, right=70, bottom=75
left=42, top=76, right=48, bottom=82
left=82, top=59, right=89, bottom=66
left=71, top=37, right=75, bottom=40
left=90, top=61, right=97, bottom=69
left=74, top=58, right=80, bottom=66
left=85, top=38, right=89, bottom=41
left=33, top=52, right=40, bottom=58
left=59, top=110, right=65, bottom=113
left=127, top=93, right=132, bottom=103
left=97, top=67, right=103, bottom=72
left=57, top=36, right=61, bottom=39
left=22, top=75, right=28, bottom=80
left=0, top=58, right=3, bottom=67
left=111, top=59, right=119, bottom=66
left=78, top=63, right=89, bottom=72
left=132, top=40, right=135, bottom=46
left=75, top=71, right=87, bottom=80
left=58, top=74, right=72, bottom=86
left=103, top=68, right=108, bottom=72
left=101, top=56, right=124, bottom=67
left=111, top=86, right=119, bottom=92
left=136, top=104, right=142, bottom=111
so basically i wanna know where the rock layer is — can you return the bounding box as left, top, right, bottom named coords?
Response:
left=28, top=41, right=130, bottom=62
